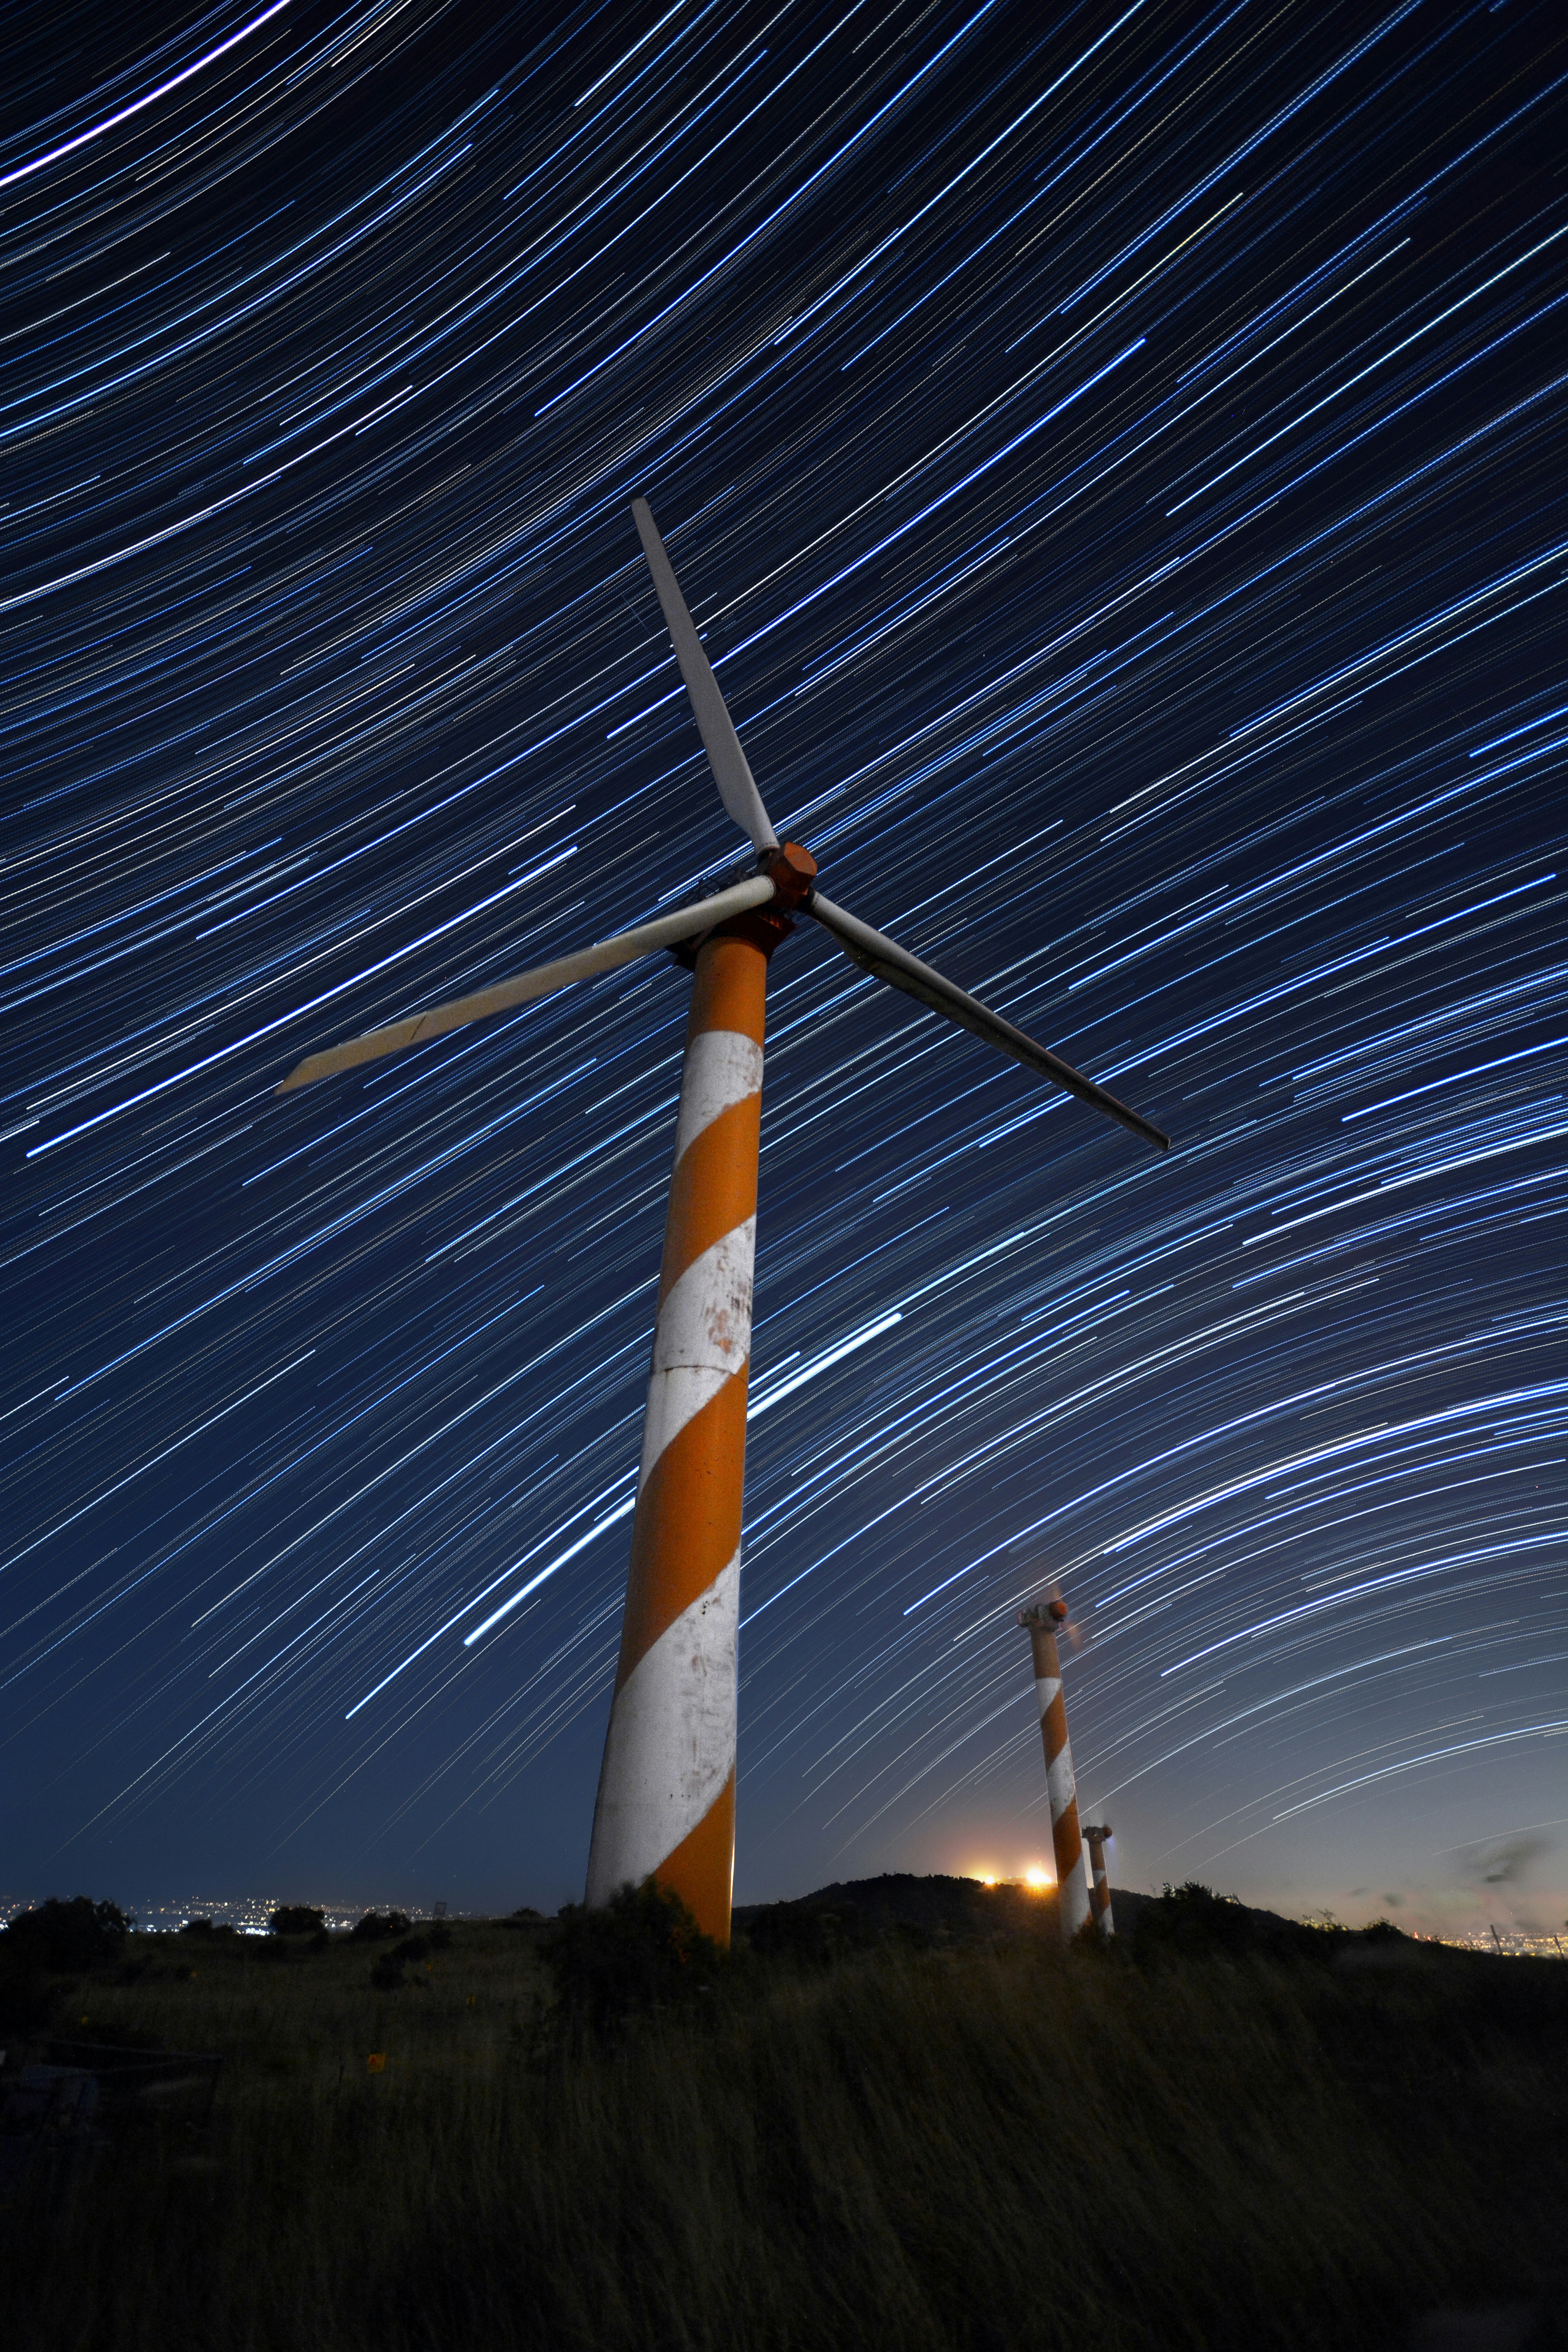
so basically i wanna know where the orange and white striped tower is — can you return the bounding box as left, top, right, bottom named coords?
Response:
left=585, top=848, right=815, bottom=1945
left=1018, top=1600, right=1091, bottom=1939
left=1083, top=1823, right=1115, bottom=1938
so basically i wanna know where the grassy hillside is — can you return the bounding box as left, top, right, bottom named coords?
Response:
left=2, top=1889, right=1565, bottom=2351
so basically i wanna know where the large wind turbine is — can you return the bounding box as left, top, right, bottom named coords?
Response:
left=278, top=497, right=1169, bottom=1944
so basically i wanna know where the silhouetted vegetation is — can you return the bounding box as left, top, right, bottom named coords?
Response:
left=268, top=1905, right=326, bottom=1936
left=1126, top=1877, right=1337, bottom=1962
left=0, top=1898, right=132, bottom=2031
left=2, top=1883, right=1564, bottom=2351
left=541, top=1877, right=726, bottom=2033
left=366, top=1925, right=453, bottom=1989
left=347, top=1909, right=411, bottom=1942
left=3, top=1897, right=131, bottom=1972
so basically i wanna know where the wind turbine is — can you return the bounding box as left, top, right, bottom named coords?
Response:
left=1082, top=1824, right=1115, bottom=1939
left=1018, top=1589, right=1093, bottom=1939
left=278, top=497, right=1170, bottom=1945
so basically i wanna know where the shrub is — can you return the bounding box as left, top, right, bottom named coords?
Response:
left=179, top=1917, right=238, bottom=1940
left=388, top=1928, right=451, bottom=1964
left=364, top=1929, right=448, bottom=1989
left=1133, top=1881, right=1278, bottom=1962
left=0, top=1898, right=131, bottom=2030
left=349, top=1911, right=411, bottom=1943
left=2, top=1895, right=132, bottom=1972
left=542, top=1878, right=726, bottom=2033
left=1130, top=1882, right=1365, bottom=1967
left=269, top=1905, right=327, bottom=1936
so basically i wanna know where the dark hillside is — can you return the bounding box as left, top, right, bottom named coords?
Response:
left=737, top=1872, right=1342, bottom=1951
left=737, top=1869, right=1063, bottom=1944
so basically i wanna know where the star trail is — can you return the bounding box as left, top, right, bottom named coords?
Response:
left=2, top=0, right=1564, bottom=1930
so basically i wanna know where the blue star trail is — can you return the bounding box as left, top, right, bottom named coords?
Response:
left=2, top=0, right=1563, bottom=1927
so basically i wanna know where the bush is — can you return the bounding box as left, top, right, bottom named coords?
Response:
left=392, top=1928, right=452, bottom=1962
left=180, top=1917, right=238, bottom=1940
left=1132, top=1881, right=1315, bottom=1964
left=269, top=1905, right=327, bottom=1936
left=2, top=1895, right=131, bottom=1972
left=542, top=1879, right=726, bottom=2033
left=0, top=1897, right=132, bottom=2031
left=367, top=1928, right=452, bottom=1990
left=349, top=1911, right=411, bottom=1943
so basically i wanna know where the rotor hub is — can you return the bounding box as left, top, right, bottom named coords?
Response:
left=761, top=840, right=818, bottom=909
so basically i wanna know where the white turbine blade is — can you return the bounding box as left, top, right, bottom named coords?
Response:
left=631, top=496, right=779, bottom=853
left=276, top=874, right=777, bottom=1093
left=806, top=891, right=1170, bottom=1153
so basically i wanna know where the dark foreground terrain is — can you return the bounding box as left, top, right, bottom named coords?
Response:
left=2, top=1881, right=1565, bottom=2352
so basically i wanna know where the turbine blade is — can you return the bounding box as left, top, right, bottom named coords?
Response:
left=276, top=873, right=777, bottom=1093
left=806, top=892, right=1170, bottom=1153
left=631, top=496, right=779, bottom=853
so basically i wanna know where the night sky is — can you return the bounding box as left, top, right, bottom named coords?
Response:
left=3, top=0, right=1564, bottom=1937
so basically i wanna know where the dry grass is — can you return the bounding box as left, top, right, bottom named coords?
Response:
left=3, top=1920, right=1565, bottom=2350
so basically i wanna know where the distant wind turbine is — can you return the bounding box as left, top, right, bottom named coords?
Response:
left=279, top=497, right=1169, bottom=1944
left=1019, top=1590, right=1093, bottom=1940
left=1083, top=1824, right=1115, bottom=1939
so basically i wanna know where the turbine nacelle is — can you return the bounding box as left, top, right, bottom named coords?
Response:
left=1020, top=1582, right=1086, bottom=1652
